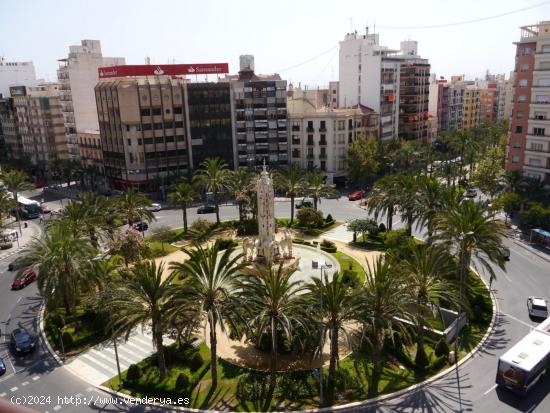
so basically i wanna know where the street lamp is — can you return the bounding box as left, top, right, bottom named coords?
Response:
left=316, top=243, right=328, bottom=406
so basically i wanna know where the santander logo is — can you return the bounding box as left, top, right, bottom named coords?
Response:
left=187, top=66, right=196, bottom=73
left=153, top=66, right=164, bottom=75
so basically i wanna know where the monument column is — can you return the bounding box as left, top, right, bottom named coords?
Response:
left=256, top=161, right=275, bottom=263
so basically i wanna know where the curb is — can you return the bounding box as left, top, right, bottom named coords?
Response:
left=510, top=238, right=550, bottom=264
left=38, top=303, right=64, bottom=366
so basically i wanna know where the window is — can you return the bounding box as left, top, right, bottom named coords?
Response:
left=307, top=121, right=313, bottom=130
left=531, top=143, right=543, bottom=151
left=155, top=136, right=164, bottom=143
left=307, top=135, right=314, bottom=145
left=535, top=95, right=550, bottom=103
left=538, top=79, right=550, bottom=87
left=142, top=124, right=152, bottom=131
left=515, top=125, right=523, bottom=133
left=152, top=108, right=161, bottom=116
left=144, top=137, right=153, bottom=144
left=165, top=108, right=171, bottom=114
left=138, top=138, right=142, bottom=145
left=174, top=106, right=183, bottom=114
left=127, top=139, right=131, bottom=146
left=320, top=120, right=326, bottom=130
left=519, top=64, right=529, bottom=72
left=140, top=108, right=151, bottom=116
left=533, top=127, right=545, bottom=136
left=177, top=135, right=185, bottom=141
left=522, top=47, right=532, bottom=55
left=154, top=122, right=163, bottom=130
left=513, top=141, right=521, bottom=148
left=125, top=125, right=130, bottom=132
left=529, top=158, right=542, bottom=166
left=516, top=111, right=524, bottom=119
left=517, top=95, right=526, bottom=103
left=519, top=79, right=528, bottom=87
left=175, top=121, right=183, bottom=128
left=512, top=155, right=519, bottom=163
left=165, top=136, right=174, bottom=143
left=141, top=95, right=148, bottom=101
left=535, top=111, right=547, bottom=120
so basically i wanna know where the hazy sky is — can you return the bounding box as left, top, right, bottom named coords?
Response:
left=1, top=0, right=549, bottom=87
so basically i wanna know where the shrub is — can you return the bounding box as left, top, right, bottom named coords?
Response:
left=175, top=372, right=190, bottom=390
left=0, top=242, right=13, bottom=250
left=236, top=372, right=270, bottom=401
left=218, top=238, right=238, bottom=250
left=325, top=213, right=334, bottom=223
left=378, top=222, right=386, bottom=233
left=292, top=237, right=305, bottom=244
left=429, top=354, right=448, bottom=371
left=126, top=364, right=143, bottom=382
left=189, top=218, right=213, bottom=233
left=434, top=338, right=450, bottom=358
left=189, top=353, right=203, bottom=372
left=47, top=313, right=65, bottom=329
left=320, top=239, right=337, bottom=253
left=61, top=331, right=73, bottom=348
left=384, top=229, right=408, bottom=250
left=296, top=207, right=324, bottom=228
left=415, top=345, right=430, bottom=371
left=341, top=270, right=359, bottom=288
left=237, top=219, right=258, bottom=236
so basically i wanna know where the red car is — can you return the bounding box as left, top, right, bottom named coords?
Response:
left=39, top=204, right=51, bottom=214
left=348, top=190, right=365, bottom=201
left=12, top=270, right=37, bottom=290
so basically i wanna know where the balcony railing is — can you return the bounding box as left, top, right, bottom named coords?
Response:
left=306, top=127, right=314, bottom=133
left=319, top=140, right=327, bottom=145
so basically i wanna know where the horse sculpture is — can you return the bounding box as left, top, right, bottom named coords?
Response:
left=279, top=228, right=293, bottom=258
left=242, top=237, right=256, bottom=262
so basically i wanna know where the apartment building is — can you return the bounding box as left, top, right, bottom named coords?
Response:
left=480, top=84, right=499, bottom=123
left=0, top=94, right=21, bottom=160
left=461, top=85, right=481, bottom=130
left=0, top=57, right=37, bottom=98
left=507, top=21, right=550, bottom=182
left=428, top=76, right=464, bottom=134
left=78, top=131, right=103, bottom=174
left=12, top=83, right=69, bottom=167
left=57, top=40, right=125, bottom=160
left=288, top=87, right=376, bottom=183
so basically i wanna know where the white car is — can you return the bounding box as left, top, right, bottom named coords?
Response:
left=527, top=296, right=548, bottom=319
left=147, top=203, right=161, bottom=212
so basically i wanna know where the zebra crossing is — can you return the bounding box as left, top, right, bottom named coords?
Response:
left=65, top=329, right=173, bottom=385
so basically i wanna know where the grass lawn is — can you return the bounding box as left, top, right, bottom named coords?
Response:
left=276, top=218, right=340, bottom=236
left=149, top=241, right=179, bottom=257
left=350, top=235, right=386, bottom=251
left=331, top=251, right=366, bottom=282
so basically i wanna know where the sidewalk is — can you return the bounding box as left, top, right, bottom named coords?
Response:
left=510, top=236, right=550, bottom=264
left=0, top=220, right=41, bottom=261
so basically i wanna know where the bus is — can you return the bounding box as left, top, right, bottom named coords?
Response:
left=496, top=316, right=550, bottom=395
left=16, top=195, right=40, bottom=219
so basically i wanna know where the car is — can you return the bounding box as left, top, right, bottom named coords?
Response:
left=348, top=190, right=365, bottom=201
left=464, top=188, right=477, bottom=198
left=39, top=204, right=51, bottom=214
left=295, top=198, right=313, bottom=209
left=8, top=258, right=23, bottom=271
left=2, top=229, right=18, bottom=242
left=147, top=203, right=162, bottom=212
left=527, top=296, right=548, bottom=319
left=197, top=204, right=216, bottom=214
left=132, top=221, right=149, bottom=232
left=11, top=270, right=37, bottom=290
left=0, top=356, right=6, bottom=375
left=323, top=191, right=341, bottom=199
left=10, top=327, right=35, bottom=355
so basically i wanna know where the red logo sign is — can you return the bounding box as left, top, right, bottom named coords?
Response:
left=98, top=63, right=229, bottom=78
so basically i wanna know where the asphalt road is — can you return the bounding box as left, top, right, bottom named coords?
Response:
left=1, top=189, right=550, bottom=412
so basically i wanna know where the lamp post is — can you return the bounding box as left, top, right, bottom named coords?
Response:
left=110, top=313, right=122, bottom=388
left=316, top=243, right=327, bottom=407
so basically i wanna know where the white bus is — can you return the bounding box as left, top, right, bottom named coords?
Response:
left=16, top=195, right=40, bottom=219
left=496, top=316, right=550, bottom=395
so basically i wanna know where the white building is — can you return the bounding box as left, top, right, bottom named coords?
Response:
left=57, top=40, right=125, bottom=159
left=0, top=57, right=37, bottom=97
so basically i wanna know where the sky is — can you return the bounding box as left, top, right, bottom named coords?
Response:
left=1, top=0, right=549, bottom=87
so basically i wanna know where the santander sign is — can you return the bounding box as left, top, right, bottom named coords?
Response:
left=98, top=63, right=229, bottom=78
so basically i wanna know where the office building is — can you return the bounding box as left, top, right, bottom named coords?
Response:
left=507, top=21, right=550, bottom=182
left=0, top=57, right=37, bottom=98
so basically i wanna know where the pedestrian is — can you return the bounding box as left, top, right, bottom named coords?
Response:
left=39, top=216, right=43, bottom=224
left=489, top=276, right=493, bottom=290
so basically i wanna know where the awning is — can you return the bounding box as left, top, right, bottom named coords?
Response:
left=533, top=228, right=550, bottom=238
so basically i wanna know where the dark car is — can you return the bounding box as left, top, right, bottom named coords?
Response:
left=197, top=205, right=216, bottom=214
left=464, top=188, right=477, bottom=198
left=132, top=221, right=149, bottom=232
left=295, top=198, right=313, bottom=209
left=0, top=357, right=6, bottom=375
left=11, top=270, right=37, bottom=290
left=8, top=258, right=23, bottom=271
left=10, top=327, right=36, bottom=355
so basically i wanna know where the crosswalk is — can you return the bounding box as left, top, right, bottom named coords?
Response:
left=65, top=329, right=173, bottom=385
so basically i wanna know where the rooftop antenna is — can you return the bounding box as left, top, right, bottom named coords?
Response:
left=349, top=17, right=353, bottom=33
left=366, top=24, right=369, bottom=37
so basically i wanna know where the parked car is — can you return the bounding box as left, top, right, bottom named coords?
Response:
left=197, top=204, right=216, bottom=214
left=10, top=327, right=35, bottom=355
left=464, top=188, right=477, bottom=198
left=2, top=229, right=18, bottom=242
left=295, top=198, right=313, bottom=209
left=348, top=190, right=365, bottom=201
left=147, top=203, right=162, bottom=212
left=527, top=296, right=548, bottom=319
left=0, top=356, right=6, bottom=375
left=11, top=270, right=37, bottom=290
left=323, top=191, right=341, bottom=199
left=132, top=221, right=149, bottom=232
left=8, top=258, right=23, bottom=271
left=39, top=204, right=51, bottom=214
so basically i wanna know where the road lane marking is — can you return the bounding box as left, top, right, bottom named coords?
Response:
left=10, top=386, right=18, bottom=392
left=32, top=375, right=40, bottom=381
left=53, top=405, right=62, bottom=411
left=85, top=387, right=93, bottom=392
left=0, top=392, right=6, bottom=397
left=21, top=381, right=29, bottom=386
left=483, top=384, right=497, bottom=395
left=16, top=297, right=22, bottom=304
left=501, top=313, right=536, bottom=330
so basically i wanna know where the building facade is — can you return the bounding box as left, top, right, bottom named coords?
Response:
left=0, top=57, right=37, bottom=98
left=0, top=95, right=21, bottom=161
left=462, top=85, right=481, bottom=130
left=507, top=21, right=550, bottom=182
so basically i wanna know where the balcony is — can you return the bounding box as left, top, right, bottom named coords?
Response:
left=307, top=139, right=314, bottom=146
left=292, top=139, right=300, bottom=145
left=525, top=147, right=550, bottom=154
left=524, top=163, right=550, bottom=173
left=306, top=153, right=314, bottom=159
left=319, top=153, right=327, bottom=159
left=319, top=139, right=327, bottom=146
left=319, top=127, right=327, bottom=132
left=306, top=127, right=314, bottom=133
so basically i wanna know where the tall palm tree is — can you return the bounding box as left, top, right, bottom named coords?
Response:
left=106, top=261, right=174, bottom=379
left=168, top=179, right=198, bottom=231
left=415, top=175, right=445, bottom=239
left=359, top=255, right=414, bottom=397
left=18, top=223, right=96, bottom=325
left=394, top=174, right=420, bottom=236
left=394, top=243, right=458, bottom=368
left=54, top=200, right=87, bottom=238
left=0, top=189, right=16, bottom=229
left=305, top=272, right=361, bottom=405
left=170, top=241, right=243, bottom=389
left=78, top=192, right=111, bottom=249
left=193, top=158, right=230, bottom=224
left=432, top=199, right=508, bottom=303
left=239, top=264, right=307, bottom=393
left=228, top=168, right=253, bottom=222
left=304, top=171, right=336, bottom=210
left=117, top=187, right=154, bottom=226
left=366, top=175, right=399, bottom=230
left=1, top=169, right=33, bottom=235
left=275, top=165, right=304, bottom=225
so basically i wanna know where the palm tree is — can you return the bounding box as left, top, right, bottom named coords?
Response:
left=304, top=171, right=336, bottom=210
left=117, top=187, right=154, bottom=226
left=106, top=261, right=174, bottom=379
left=366, top=175, right=399, bottom=230
left=18, top=223, right=96, bottom=325
left=415, top=175, right=445, bottom=239
left=275, top=165, right=304, bottom=225
left=0, top=189, right=16, bottom=229
left=193, top=158, right=230, bottom=224
left=78, top=192, right=111, bottom=249
left=305, top=272, right=361, bottom=405
left=359, top=255, right=414, bottom=397
left=228, top=168, right=253, bottom=222
left=54, top=200, right=87, bottom=238
left=170, top=240, right=243, bottom=389
left=1, top=169, right=33, bottom=235
left=394, top=242, right=458, bottom=369
left=239, top=265, right=307, bottom=393
left=168, top=180, right=198, bottom=231
left=432, top=199, right=508, bottom=303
